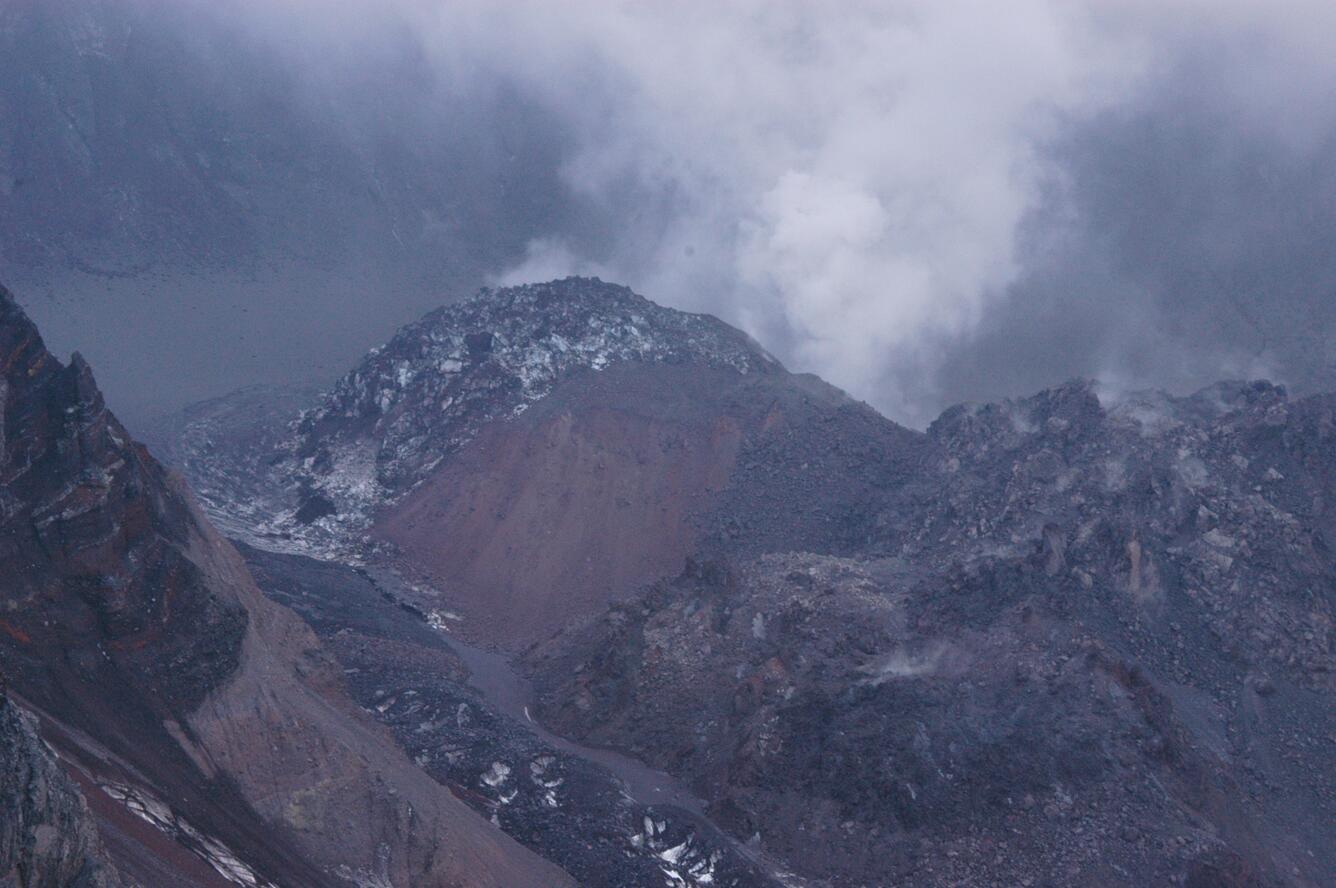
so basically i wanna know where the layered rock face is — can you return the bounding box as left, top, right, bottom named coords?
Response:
left=0, top=283, right=573, bottom=887
left=0, top=281, right=249, bottom=722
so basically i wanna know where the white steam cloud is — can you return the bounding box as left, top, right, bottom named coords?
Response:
left=406, top=1, right=1141, bottom=422
left=234, top=0, right=1336, bottom=423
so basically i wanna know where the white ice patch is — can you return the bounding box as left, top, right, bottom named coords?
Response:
left=100, top=782, right=280, bottom=888
left=481, top=761, right=511, bottom=787
left=425, top=609, right=462, bottom=630
left=629, top=817, right=720, bottom=888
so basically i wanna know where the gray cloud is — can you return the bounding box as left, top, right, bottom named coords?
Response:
left=448, top=1, right=1143, bottom=422
left=928, top=5, right=1336, bottom=420
left=385, top=0, right=1336, bottom=423
left=8, top=1, right=1336, bottom=428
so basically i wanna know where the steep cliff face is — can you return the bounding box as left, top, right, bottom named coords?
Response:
left=0, top=283, right=573, bottom=887
left=0, top=282, right=249, bottom=719
left=0, top=690, right=118, bottom=888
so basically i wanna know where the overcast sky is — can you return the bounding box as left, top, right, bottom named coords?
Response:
left=8, top=0, right=1336, bottom=427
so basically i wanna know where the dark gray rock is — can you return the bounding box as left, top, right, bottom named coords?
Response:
left=527, top=377, right=1336, bottom=887
left=0, top=691, right=118, bottom=888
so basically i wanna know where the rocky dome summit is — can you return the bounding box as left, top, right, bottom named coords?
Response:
left=175, top=278, right=786, bottom=558
left=296, top=276, right=778, bottom=472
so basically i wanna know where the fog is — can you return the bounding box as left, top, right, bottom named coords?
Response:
left=5, top=0, right=1336, bottom=426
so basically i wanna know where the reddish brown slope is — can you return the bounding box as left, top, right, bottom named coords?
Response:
left=373, top=361, right=925, bottom=646
left=376, top=364, right=746, bottom=644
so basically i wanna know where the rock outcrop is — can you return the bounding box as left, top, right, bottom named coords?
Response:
left=0, top=686, right=119, bottom=888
